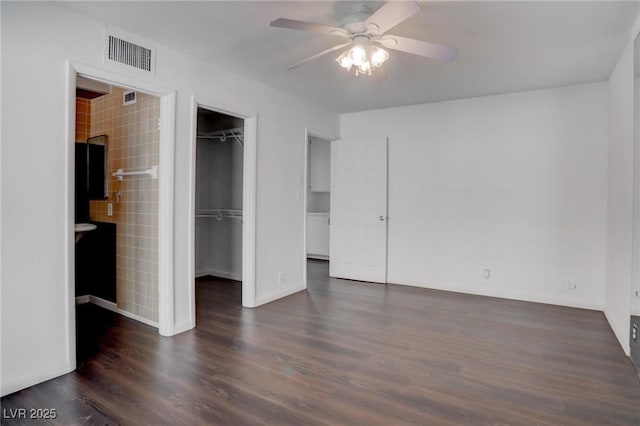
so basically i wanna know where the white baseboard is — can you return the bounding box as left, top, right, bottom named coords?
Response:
left=604, top=308, right=631, bottom=356
left=196, top=268, right=242, bottom=281
left=255, top=283, right=306, bottom=307
left=174, top=319, right=196, bottom=335
left=89, top=295, right=117, bottom=312
left=77, top=294, right=158, bottom=329
left=1, top=361, right=73, bottom=397
left=75, top=295, right=90, bottom=304
left=388, top=279, right=604, bottom=312
left=116, top=307, right=159, bottom=328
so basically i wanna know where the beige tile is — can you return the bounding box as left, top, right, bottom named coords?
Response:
left=88, top=87, right=160, bottom=323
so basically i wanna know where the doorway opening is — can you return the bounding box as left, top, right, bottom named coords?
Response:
left=73, top=75, right=163, bottom=367
left=194, top=107, right=245, bottom=316
left=305, top=132, right=332, bottom=284
left=305, top=136, right=389, bottom=286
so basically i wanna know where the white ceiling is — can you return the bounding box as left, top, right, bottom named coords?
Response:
left=62, top=1, right=638, bottom=113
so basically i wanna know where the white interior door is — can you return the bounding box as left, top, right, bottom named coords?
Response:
left=330, top=138, right=388, bottom=283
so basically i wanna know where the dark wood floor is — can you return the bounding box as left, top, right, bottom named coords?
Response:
left=3, top=260, right=640, bottom=425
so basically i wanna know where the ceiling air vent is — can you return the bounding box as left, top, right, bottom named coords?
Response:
left=107, top=35, right=152, bottom=72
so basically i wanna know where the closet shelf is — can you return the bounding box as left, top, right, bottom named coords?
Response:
left=197, top=127, right=244, bottom=148
left=196, top=209, right=243, bottom=224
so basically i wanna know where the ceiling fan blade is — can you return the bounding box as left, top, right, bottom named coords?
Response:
left=365, top=1, right=422, bottom=35
left=270, top=18, right=350, bottom=38
left=380, top=35, right=458, bottom=62
left=288, top=42, right=352, bottom=70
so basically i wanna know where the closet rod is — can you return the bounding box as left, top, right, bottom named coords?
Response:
left=197, top=127, right=244, bottom=147
left=195, top=209, right=243, bottom=224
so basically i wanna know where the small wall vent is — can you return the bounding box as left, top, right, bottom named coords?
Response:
left=107, top=35, right=152, bottom=71
left=123, top=90, right=137, bottom=106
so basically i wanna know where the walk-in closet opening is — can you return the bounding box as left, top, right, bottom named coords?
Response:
left=194, top=107, right=245, bottom=312
left=74, top=75, right=161, bottom=366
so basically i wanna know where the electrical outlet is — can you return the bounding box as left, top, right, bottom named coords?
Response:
left=568, top=282, right=577, bottom=290
left=107, top=203, right=113, bottom=216
left=278, top=272, right=286, bottom=285
left=483, top=269, right=491, bottom=282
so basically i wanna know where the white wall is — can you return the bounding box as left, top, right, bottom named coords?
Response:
left=605, top=43, right=635, bottom=355
left=1, top=2, right=337, bottom=396
left=633, top=74, right=640, bottom=318
left=341, top=83, right=608, bottom=310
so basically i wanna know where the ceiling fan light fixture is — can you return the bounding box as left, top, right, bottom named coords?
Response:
left=272, top=1, right=458, bottom=77
left=337, top=41, right=387, bottom=77
left=336, top=51, right=353, bottom=71
left=348, top=44, right=367, bottom=66
left=370, top=46, right=389, bottom=68
left=357, top=60, right=372, bottom=76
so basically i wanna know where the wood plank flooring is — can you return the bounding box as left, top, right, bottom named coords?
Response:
left=2, top=260, right=640, bottom=425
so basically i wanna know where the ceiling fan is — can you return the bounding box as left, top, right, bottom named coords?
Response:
left=270, top=1, right=458, bottom=77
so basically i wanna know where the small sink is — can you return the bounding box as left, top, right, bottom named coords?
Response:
left=75, top=223, right=97, bottom=242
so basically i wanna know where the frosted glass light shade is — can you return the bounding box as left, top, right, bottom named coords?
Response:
left=336, top=51, right=353, bottom=70
left=371, top=47, right=389, bottom=68
left=348, top=45, right=367, bottom=66
left=336, top=40, right=388, bottom=77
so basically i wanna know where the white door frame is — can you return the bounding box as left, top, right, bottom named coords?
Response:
left=65, top=61, right=177, bottom=370
left=302, top=129, right=337, bottom=288
left=187, top=96, right=257, bottom=329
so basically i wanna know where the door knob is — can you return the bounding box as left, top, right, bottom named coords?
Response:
left=379, top=216, right=385, bottom=221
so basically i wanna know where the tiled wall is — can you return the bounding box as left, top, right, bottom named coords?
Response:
left=75, top=98, right=91, bottom=141
left=88, top=87, right=160, bottom=323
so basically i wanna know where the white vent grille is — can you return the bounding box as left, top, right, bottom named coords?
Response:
left=123, top=90, right=137, bottom=106
left=107, top=35, right=152, bottom=72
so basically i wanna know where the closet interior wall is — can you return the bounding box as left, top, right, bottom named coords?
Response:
left=195, top=109, right=244, bottom=281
